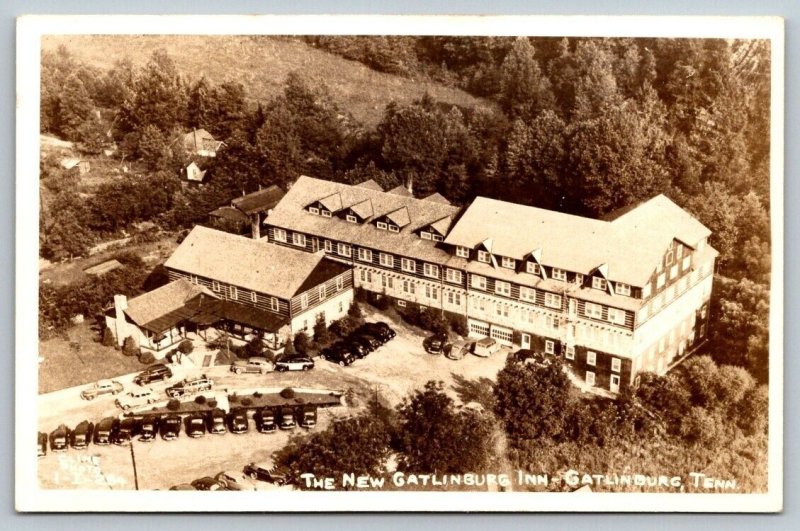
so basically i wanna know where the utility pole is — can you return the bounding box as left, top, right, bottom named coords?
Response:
left=129, top=439, right=139, bottom=491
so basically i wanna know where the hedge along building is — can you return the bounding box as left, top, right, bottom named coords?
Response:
left=264, top=176, right=717, bottom=393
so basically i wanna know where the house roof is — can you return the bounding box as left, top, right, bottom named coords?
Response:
left=444, top=195, right=713, bottom=287
left=385, top=206, right=411, bottom=227
left=123, top=279, right=213, bottom=332
left=230, top=185, right=285, bottom=215
left=355, top=179, right=384, bottom=191
left=164, top=225, right=344, bottom=299
left=429, top=216, right=453, bottom=236
left=388, top=185, right=413, bottom=197
left=424, top=192, right=451, bottom=205
left=209, top=206, right=250, bottom=225
left=350, top=199, right=374, bottom=219
left=180, top=128, right=222, bottom=152
left=266, top=175, right=462, bottom=263
left=318, top=192, right=343, bottom=212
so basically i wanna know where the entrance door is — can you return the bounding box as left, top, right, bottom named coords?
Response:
left=521, top=333, right=531, bottom=349
left=610, top=374, right=620, bottom=393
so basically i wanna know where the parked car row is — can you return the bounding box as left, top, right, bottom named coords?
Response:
left=319, top=321, right=396, bottom=366
left=170, top=459, right=288, bottom=491
left=39, top=406, right=318, bottom=455
left=424, top=334, right=502, bottom=360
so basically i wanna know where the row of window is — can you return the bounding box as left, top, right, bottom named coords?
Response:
left=544, top=341, right=623, bottom=372
left=207, top=274, right=344, bottom=312
left=638, top=264, right=709, bottom=323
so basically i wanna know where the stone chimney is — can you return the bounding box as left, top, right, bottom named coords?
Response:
left=406, top=175, right=414, bottom=196
left=113, top=294, right=129, bottom=347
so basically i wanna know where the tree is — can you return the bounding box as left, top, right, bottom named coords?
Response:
left=395, top=381, right=496, bottom=474
left=56, top=74, right=94, bottom=141
left=135, top=124, right=170, bottom=169
left=312, top=314, right=333, bottom=345
left=293, top=332, right=310, bottom=354
left=118, top=49, right=187, bottom=134
left=497, top=37, right=555, bottom=120
left=275, top=413, right=391, bottom=489
left=122, top=336, right=139, bottom=357
left=282, top=336, right=297, bottom=357
left=187, top=77, right=213, bottom=129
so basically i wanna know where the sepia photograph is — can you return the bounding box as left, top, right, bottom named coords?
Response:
left=16, top=15, right=783, bottom=512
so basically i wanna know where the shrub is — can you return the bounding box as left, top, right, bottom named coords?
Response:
left=229, top=394, right=239, bottom=403
left=138, top=351, right=156, bottom=365
left=280, top=388, right=296, bottom=399
left=313, top=314, right=334, bottom=345
left=294, top=332, right=311, bottom=354
left=207, top=399, right=218, bottom=408
left=330, top=316, right=359, bottom=338
left=178, top=339, right=194, bottom=354
left=348, top=301, right=363, bottom=319
left=195, top=395, right=207, bottom=405
left=241, top=398, right=253, bottom=406
left=101, top=326, right=116, bottom=347
left=254, top=392, right=263, bottom=398
left=449, top=314, right=468, bottom=337
left=374, top=294, right=391, bottom=311
left=283, top=338, right=297, bottom=357
left=122, top=336, right=140, bottom=357
left=166, top=399, right=180, bottom=411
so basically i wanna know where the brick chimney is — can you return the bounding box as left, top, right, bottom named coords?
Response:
left=113, top=294, right=129, bottom=347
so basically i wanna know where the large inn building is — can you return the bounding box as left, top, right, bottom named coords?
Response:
left=264, top=176, right=717, bottom=392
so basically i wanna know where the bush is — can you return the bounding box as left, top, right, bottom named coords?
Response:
left=195, top=395, right=207, bottom=405
left=283, top=338, right=297, bottom=357
left=138, top=351, right=156, bottom=365
left=241, top=398, right=253, bottom=406
left=348, top=301, right=363, bottom=319
left=254, top=392, right=263, bottom=398
left=448, top=313, right=468, bottom=337
left=280, top=388, right=296, bottom=399
left=229, top=394, right=239, bottom=403
left=374, top=294, right=391, bottom=311
left=207, top=399, right=218, bottom=409
left=166, top=399, right=181, bottom=411
left=122, top=336, right=140, bottom=357
left=101, top=326, right=116, bottom=347
left=330, top=316, right=359, bottom=338
left=178, top=339, right=194, bottom=354
left=294, top=332, right=311, bottom=354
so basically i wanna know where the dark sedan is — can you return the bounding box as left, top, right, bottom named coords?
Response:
left=228, top=410, right=249, bottom=434
left=159, top=415, right=181, bottom=441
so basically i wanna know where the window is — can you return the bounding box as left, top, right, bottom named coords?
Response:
left=346, top=214, right=358, bottom=224
left=615, top=283, right=631, bottom=296
left=592, top=277, right=607, bottom=290
left=384, top=276, right=393, bottom=289
left=388, top=225, right=399, bottom=233
left=501, top=256, right=515, bottom=269
left=357, top=248, right=372, bottom=262
left=336, top=276, right=344, bottom=292
left=300, top=293, right=308, bottom=310
left=545, top=315, right=560, bottom=330
left=397, top=300, right=407, bottom=308
left=270, top=297, right=279, bottom=312
left=319, top=285, right=327, bottom=301
left=587, top=351, right=597, bottom=366
left=520, top=286, right=536, bottom=302
left=423, top=263, right=440, bottom=279
left=251, top=292, right=258, bottom=303
left=292, top=233, right=306, bottom=247
left=565, top=345, right=575, bottom=360
left=586, top=371, right=596, bottom=386
left=402, top=280, right=415, bottom=294
left=446, top=268, right=462, bottom=284
left=545, top=293, right=562, bottom=309
left=495, top=280, right=511, bottom=297
left=337, top=243, right=351, bottom=257
left=574, top=274, right=584, bottom=285
left=545, top=340, right=555, bottom=355
left=425, top=286, right=439, bottom=300
left=456, top=246, right=470, bottom=258
left=471, top=275, right=487, bottom=290
left=552, top=268, right=567, bottom=281
left=379, top=253, right=393, bottom=267
left=585, top=302, right=603, bottom=319
left=339, top=301, right=343, bottom=313
left=433, top=234, right=443, bottom=242
left=212, top=280, right=220, bottom=292
left=324, top=240, right=333, bottom=252
left=665, top=249, right=674, bottom=265
left=495, top=303, right=509, bottom=317
left=656, top=273, right=666, bottom=289
left=273, top=228, right=287, bottom=242
left=377, top=221, right=388, bottom=230
left=608, top=308, right=626, bottom=325
left=670, top=264, right=679, bottom=279
left=420, top=231, right=432, bottom=240
left=309, top=207, right=319, bottom=215
left=401, top=258, right=416, bottom=273
left=642, top=283, right=651, bottom=299
left=321, top=210, right=332, bottom=218
left=477, top=250, right=491, bottom=263
left=359, top=270, right=372, bottom=284
left=682, top=255, right=691, bottom=270
left=446, top=291, right=461, bottom=306
left=526, top=262, right=541, bottom=275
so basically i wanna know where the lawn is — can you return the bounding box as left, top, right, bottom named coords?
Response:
left=42, top=35, right=494, bottom=129
left=38, top=322, right=145, bottom=394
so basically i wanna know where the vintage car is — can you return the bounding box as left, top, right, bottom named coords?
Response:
left=230, top=357, right=272, bottom=375
left=274, top=356, right=315, bottom=372
left=80, top=379, right=123, bottom=400
left=133, top=364, right=173, bottom=386
left=70, top=420, right=94, bottom=449
left=166, top=375, right=213, bottom=398
left=93, top=417, right=117, bottom=445
left=115, top=386, right=158, bottom=411
left=243, top=460, right=287, bottom=485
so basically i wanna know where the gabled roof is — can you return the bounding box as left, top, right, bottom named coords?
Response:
left=318, top=192, right=343, bottom=213
left=385, top=206, right=411, bottom=228
left=355, top=179, right=384, bottom=192
left=388, top=185, right=413, bottom=197
left=123, top=279, right=212, bottom=330
left=444, top=195, right=713, bottom=287
left=164, top=226, right=346, bottom=299
left=424, top=192, right=451, bottom=205
left=209, top=206, right=250, bottom=224
left=350, top=199, right=374, bottom=220
left=429, top=216, right=453, bottom=236
left=266, top=176, right=462, bottom=263
left=230, top=185, right=285, bottom=215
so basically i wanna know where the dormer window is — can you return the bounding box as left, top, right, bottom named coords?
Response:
left=456, top=246, right=469, bottom=259
left=346, top=214, right=358, bottom=224
left=309, top=207, right=320, bottom=215
left=615, top=283, right=631, bottom=296
left=388, top=224, right=399, bottom=233
left=501, top=257, right=515, bottom=269
left=477, top=250, right=491, bottom=263
left=592, top=277, right=607, bottom=290
left=321, top=210, right=332, bottom=218
left=552, top=268, right=567, bottom=281
left=377, top=221, right=388, bottom=230
left=574, top=273, right=584, bottom=285
left=420, top=231, right=432, bottom=240
left=526, top=262, right=540, bottom=275
left=432, top=234, right=443, bottom=242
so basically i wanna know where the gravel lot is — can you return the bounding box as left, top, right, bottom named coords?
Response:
left=37, top=308, right=510, bottom=490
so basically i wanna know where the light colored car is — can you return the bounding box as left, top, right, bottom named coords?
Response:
left=472, top=337, right=500, bottom=358
left=230, top=357, right=271, bottom=375
left=166, top=375, right=213, bottom=398
left=80, top=379, right=123, bottom=400
left=274, top=356, right=314, bottom=372
left=445, top=340, right=473, bottom=360
left=115, top=387, right=157, bottom=411
left=215, top=470, right=257, bottom=491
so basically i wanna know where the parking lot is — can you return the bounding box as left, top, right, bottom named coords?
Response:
left=38, top=308, right=511, bottom=490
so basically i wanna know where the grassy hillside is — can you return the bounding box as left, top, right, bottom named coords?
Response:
left=42, top=35, right=494, bottom=128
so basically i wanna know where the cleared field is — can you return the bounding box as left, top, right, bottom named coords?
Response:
left=42, top=35, right=493, bottom=128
